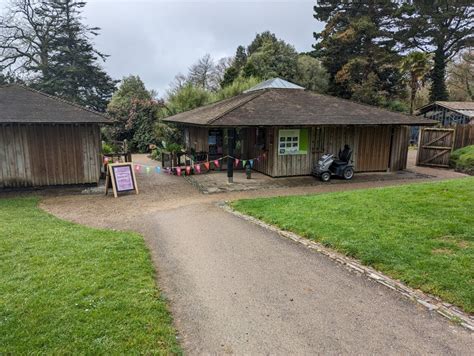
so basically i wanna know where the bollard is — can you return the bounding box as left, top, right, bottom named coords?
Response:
left=245, top=162, right=252, bottom=179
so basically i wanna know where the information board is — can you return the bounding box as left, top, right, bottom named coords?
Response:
left=105, top=162, right=139, bottom=198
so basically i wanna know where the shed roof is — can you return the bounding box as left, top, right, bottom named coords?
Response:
left=164, top=88, right=436, bottom=127
left=0, top=84, right=112, bottom=124
left=416, top=101, right=474, bottom=119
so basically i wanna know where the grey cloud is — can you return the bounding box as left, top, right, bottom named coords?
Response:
left=1, top=0, right=323, bottom=95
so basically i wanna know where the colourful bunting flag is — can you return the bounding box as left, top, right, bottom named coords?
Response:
left=213, top=159, right=220, bottom=168
left=195, top=164, right=201, bottom=173
left=103, top=156, right=110, bottom=163
left=242, top=160, right=247, bottom=168
left=185, top=166, right=191, bottom=175
left=234, top=158, right=240, bottom=167
left=155, top=166, right=161, bottom=173
left=135, top=164, right=141, bottom=171
left=204, top=162, right=210, bottom=170
left=263, top=152, right=267, bottom=159
left=176, top=167, right=182, bottom=176
left=249, top=159, right=254, bottom=168
left=146, top=166, right=151, bottom=174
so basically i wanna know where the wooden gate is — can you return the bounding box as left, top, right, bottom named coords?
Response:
left=416, top=128, right=455, bottom=167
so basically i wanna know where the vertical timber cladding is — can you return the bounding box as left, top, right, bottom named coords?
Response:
left=355, top=126, right=392, bottom=172
left=0, top=123, right=101, bottom=188
left=268, top=125, right=397, bottom=177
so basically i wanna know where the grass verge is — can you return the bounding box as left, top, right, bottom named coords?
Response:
left=0, top=197, right=181, bottom=354
left=232, top=178, right=474, bottom=313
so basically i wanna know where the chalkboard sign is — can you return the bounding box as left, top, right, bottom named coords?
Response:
left=105, top=162, right=139, bottom=198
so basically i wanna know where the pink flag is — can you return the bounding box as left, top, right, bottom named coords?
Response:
left=234, top=158, right=240, bottom=167
left=213, top=159, right=220, bottom=168
left=195, top=164, right=201, bottom=173
left=204, top=162, right=210, bottom=170
left=135, top=164, right=141, bottom=171
left=185, top=166, right=191, bottom=175
left=176, top=167, right=182, bottom=176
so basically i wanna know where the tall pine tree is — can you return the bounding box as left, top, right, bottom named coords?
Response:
left=396, top=1, right=474, bottom=101
left=0, top=0, right=116, bottom=111
left=313, top=0, right=404, bottom=105
left=46, top=0, right=116, bottom=111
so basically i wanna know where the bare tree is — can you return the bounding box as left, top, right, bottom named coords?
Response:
left=187, top=53, right=218, bottom=91
left=167, top=72, right=188, bottom=95
left=0, top=0, right=59, bottom=78
left=447, top=49, right=474, bottom=101
left=214, top=56, right=234, bottom=87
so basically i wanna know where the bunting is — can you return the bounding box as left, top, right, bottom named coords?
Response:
left=124, top=153, right=265, bottom=177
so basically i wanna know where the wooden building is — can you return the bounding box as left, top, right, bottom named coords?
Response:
left=165, top=79, right=435, bottom=178
left=416, top=101, right=474, bottom=126
left=0, top=84, right=111, bottom=188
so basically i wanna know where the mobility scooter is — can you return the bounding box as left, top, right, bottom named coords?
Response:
left=312, top=144, right=354, bottom=182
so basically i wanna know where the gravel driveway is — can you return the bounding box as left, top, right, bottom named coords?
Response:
left=40, top=154, right=473, bottom=354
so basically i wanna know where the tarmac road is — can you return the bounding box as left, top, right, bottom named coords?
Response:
left=139, top=202, right=473, bottom=355
left=40, top=154, right=473, bottom=354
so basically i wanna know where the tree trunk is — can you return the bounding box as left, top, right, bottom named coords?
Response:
left=410, top=77, right=416, bottom=115
left=430, top=46, right=449, bottom=102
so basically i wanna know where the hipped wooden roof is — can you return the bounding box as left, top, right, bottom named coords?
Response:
left=0, top=84, right=112, bottom=124
left=164, top=89, right=436, bottom=127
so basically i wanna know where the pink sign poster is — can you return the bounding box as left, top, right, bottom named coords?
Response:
left=112, top=165, right=135, bottom=192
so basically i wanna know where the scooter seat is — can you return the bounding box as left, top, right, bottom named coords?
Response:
left=332, top=160, right=348, bottom=166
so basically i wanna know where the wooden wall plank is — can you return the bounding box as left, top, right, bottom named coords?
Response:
left=0, top=124, right=101, bottom=188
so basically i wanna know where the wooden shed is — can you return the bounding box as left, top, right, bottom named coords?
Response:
left=164, top=78, right=435, bottom=177
left=0, top=84, right=111, bottom=188
left=416, top=101, right=474, bottom=126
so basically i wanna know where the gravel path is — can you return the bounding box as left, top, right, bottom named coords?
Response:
left=39, top=154, right=473, bottom=354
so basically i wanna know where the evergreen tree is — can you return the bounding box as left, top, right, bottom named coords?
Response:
left=294, top=55, right=328, bottom=93
left=396, top=1, right=474, bottom=101
left=0, top=0, right=116, bottom=111
left=313, top=0, right=404, bottom=104
left=243, top=32, right=298, bottom=81
left=45, top=0, right=116, bottom=111
left=234, top=45, right=247, bottom=69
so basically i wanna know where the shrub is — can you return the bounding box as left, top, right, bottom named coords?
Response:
left=450, top=145, right=474, bottom=175
left=102, top=142, right=114, bottom=154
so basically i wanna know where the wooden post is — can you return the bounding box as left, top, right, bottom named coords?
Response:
left=227, top=128, right=236, bottom=183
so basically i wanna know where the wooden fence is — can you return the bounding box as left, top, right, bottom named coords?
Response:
left=416, top=124, right=474, bottom=168
left=453, top=124, right=474, bottom=150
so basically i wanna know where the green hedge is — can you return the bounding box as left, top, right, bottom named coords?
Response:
left=450, top=145, right=474, bottom=175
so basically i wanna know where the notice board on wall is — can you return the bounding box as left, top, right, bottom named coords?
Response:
left=105, top=162, right=139, bottom=198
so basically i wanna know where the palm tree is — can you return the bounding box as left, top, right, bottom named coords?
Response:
left=400, top=52, right=432, bottom=115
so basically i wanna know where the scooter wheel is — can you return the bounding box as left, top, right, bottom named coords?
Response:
left=320, top=172, right=331, bottom=182
left=343, top=167, right=354, bottom=180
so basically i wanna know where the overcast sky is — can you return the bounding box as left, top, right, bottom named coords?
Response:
left=1, top=0, right=324, bottom=95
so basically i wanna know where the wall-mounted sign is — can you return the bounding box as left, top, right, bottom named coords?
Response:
left=278, top=128, right=308, bottom=155
left=105, top=162, right=139, bottom=198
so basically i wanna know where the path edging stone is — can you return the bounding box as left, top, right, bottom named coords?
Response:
left=220, top=202, right=474, bottom=332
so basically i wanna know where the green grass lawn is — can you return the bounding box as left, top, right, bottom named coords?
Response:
left=232, top=178, right=474, bottom=313
left=0, top=197, right=181, bottom=354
